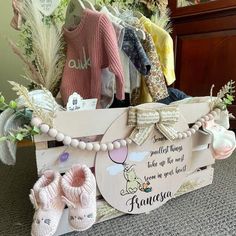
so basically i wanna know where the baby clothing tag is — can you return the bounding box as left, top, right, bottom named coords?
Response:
left=66, top=93, right=97, bottom=111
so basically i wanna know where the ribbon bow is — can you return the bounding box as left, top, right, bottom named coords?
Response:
left=128, top=106, right=179, bottom=145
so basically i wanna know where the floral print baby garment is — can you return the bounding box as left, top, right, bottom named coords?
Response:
left=141, top=32, right=169, bottom=101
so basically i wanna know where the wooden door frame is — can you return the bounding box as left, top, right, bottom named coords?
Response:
left=169, top=0, right=236, bottom=127
left=169, top=0, right=236, bottom=18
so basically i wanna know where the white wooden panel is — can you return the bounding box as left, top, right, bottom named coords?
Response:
left=53, top=108, right=127, bottom=138
left=34, top=103, right=211, bottom=140
left=189, top=149, right=215, bottom=173
left=36, top=146, right=96, bottom=175
left=178, top=103, right=210, bottom=124
left=192, top=130, right=211, bottom=149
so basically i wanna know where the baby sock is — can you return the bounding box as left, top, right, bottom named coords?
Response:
left=29, top=170, right=65, bottom=236
left=61, top=164, right=96, bottom=231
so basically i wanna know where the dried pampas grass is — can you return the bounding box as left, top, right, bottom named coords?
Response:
left=10, top=0, right=65, bottom=97
left=9, top=81, right=58, bottom=126
left=151, top=7, right=172, bottom=33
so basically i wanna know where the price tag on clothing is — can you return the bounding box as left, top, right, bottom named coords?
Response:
left=34, top=0, right=60, bottom=16
left=66, top=93, right=97, bottom=111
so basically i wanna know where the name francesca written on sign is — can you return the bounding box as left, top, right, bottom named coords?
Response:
left=96, top=123, right=192, bottom=214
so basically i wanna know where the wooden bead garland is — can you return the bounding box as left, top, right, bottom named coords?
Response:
left=175, top=108, right=219, bottom=139
left=30, top=108, right=220, bottom=151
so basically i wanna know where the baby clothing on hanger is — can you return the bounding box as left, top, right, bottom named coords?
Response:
left=129, top=62, right=142, bottom=106
left=122, top=28, right=151, bottom=76
left=100, top=6, right=151, bottom=108
left=102, top=6, right=152, bottom=77
left=140, top=16, right=176, bottom=86
left=117, top=27, right=152, bottom=106
left=100, top=6, right=129, bottom=108
left=140, top=32, right=169, bottom=102
left=60, top=9, right=125, bottom=106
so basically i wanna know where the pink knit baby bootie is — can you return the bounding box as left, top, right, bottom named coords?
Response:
left=29, top=170, right=65, bottom=236
left=61, top=164, right=96, bottom=231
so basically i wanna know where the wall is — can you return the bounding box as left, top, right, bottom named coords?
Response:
left=0, top=1, right=27, bottom=101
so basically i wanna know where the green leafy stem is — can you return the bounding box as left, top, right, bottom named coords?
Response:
left=213, top=80, right=235, bottom=110
left=0, top=94, right=40, bottom=143
left=0, top=125, right=40, bottom=142
left=0, top=94, right=18, bottom=111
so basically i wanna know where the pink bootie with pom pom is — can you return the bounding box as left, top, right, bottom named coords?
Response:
left=61, top=164, right=96, bottom=231
left=29, top=170, right=65, bottom=236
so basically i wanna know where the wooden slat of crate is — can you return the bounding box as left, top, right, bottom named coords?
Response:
left=34, top=108, right=127, bottom=142
left=178, top=103, right=210, bottom=124
left=36, top=146, right=96, bottom=175
left=35, top=130, right=213, bottom=175
left=192, top=130, right=211, bottom=149
left=36, top=147, right=214, bottom=177
left=54, top=166, right=214, bottom=236
left=189, top=149, right=215, bottom=173
left=35, top=147, right=214, bottom=199
left=34, top=103, right=210, bottom=142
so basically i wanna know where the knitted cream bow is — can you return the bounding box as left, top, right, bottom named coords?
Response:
left=128, top=106, right=180, bottom=145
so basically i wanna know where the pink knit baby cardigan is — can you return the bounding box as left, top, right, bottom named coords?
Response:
left=60, top=9, right=125, bottom=105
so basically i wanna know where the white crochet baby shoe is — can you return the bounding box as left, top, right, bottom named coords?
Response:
left=61, top=164, right=96, bottom=231
left=29, top=170, right=65, bottom=236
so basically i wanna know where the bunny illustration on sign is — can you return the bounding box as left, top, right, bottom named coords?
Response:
left=120, top=165, right=152, bottom=196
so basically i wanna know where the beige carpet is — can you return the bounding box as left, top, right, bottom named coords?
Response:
left=0, top=147, right=236, bottom=236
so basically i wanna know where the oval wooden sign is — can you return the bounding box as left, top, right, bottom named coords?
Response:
left=96, top=104, right=192, bottom=214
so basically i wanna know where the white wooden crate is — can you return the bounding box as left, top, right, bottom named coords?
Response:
left=33, top=102, right=215, bottom=235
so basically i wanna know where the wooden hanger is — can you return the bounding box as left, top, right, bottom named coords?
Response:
left=65, top=0, right=86, bottom=29
left=83, top=0, right=96, bottom=11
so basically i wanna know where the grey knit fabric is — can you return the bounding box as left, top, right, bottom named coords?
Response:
left=0, top=147, right=236, bottom=236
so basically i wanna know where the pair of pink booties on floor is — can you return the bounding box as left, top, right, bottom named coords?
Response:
left=29, top=164, right=96, bottom=236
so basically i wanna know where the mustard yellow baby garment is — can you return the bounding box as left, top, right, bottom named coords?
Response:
left=130, top=74, right=153, bottom=106
left=140, top=16, right=176, bottom=86
left=139, top=76, right=153, bottom=104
